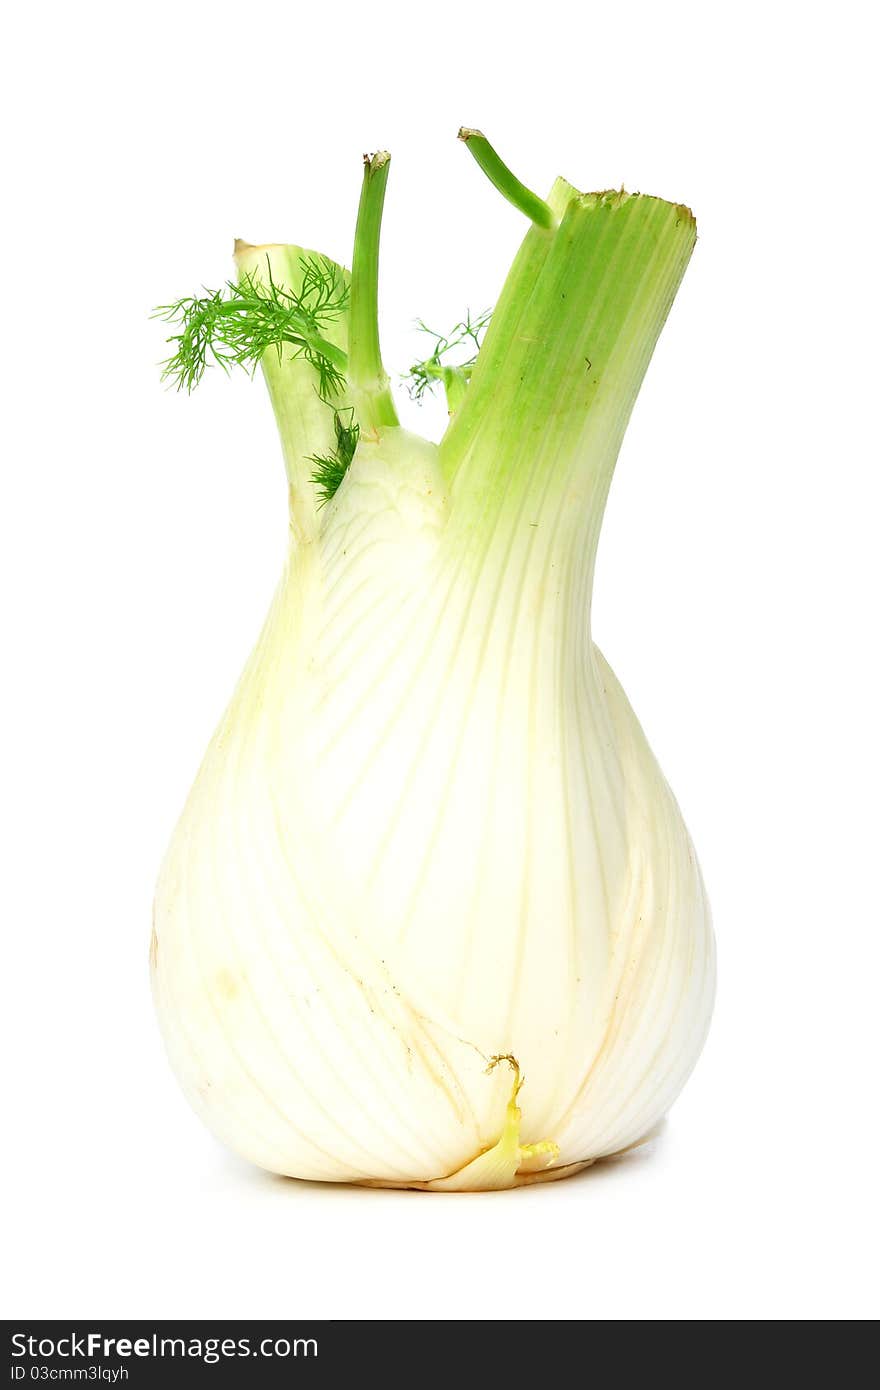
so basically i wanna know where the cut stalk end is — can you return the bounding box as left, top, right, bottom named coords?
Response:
left=364, top=149, right=391, bottom=173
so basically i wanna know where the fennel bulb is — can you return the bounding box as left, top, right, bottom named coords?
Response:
left=152, top=133, right=715, bottom=1189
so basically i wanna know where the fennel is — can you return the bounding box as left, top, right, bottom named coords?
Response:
left=151, top=131, right=715, bottom=1189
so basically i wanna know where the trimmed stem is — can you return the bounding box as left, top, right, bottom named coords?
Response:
left=458, top=128, right=556, bottom=230
left=348, top=152, right=399, bottom=431
left=415, top=360, right=471, bottom=414
left=441, top=181, right=696, bottom=619
left=442, top=367, right=470, bottom=415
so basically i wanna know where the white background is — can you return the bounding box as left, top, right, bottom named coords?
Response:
left=2, top=0, right=877, bottom=1322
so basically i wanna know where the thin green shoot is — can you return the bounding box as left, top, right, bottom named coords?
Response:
left=458, top=128, right=556, bottom=230
left=348, top=152, right=399, bottom=429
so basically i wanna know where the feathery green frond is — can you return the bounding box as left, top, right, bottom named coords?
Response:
left=405, top=309, right=492, bottom=405
left=309, top=408, right=360, bottom=505
left=154, top=255, right=349, bottom=396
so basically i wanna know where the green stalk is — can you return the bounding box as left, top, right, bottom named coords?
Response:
left=458, top=128, right=556, bottom=229
left=441, top=175, right=696, bottom=589
left=348, top=152, right=399, bottom=431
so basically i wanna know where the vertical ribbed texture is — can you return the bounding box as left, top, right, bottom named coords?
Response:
left=442, top=184, right=696, bottom=632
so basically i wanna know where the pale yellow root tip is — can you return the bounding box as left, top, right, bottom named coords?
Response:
left=419, top=1055, right=559, bottom=1192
